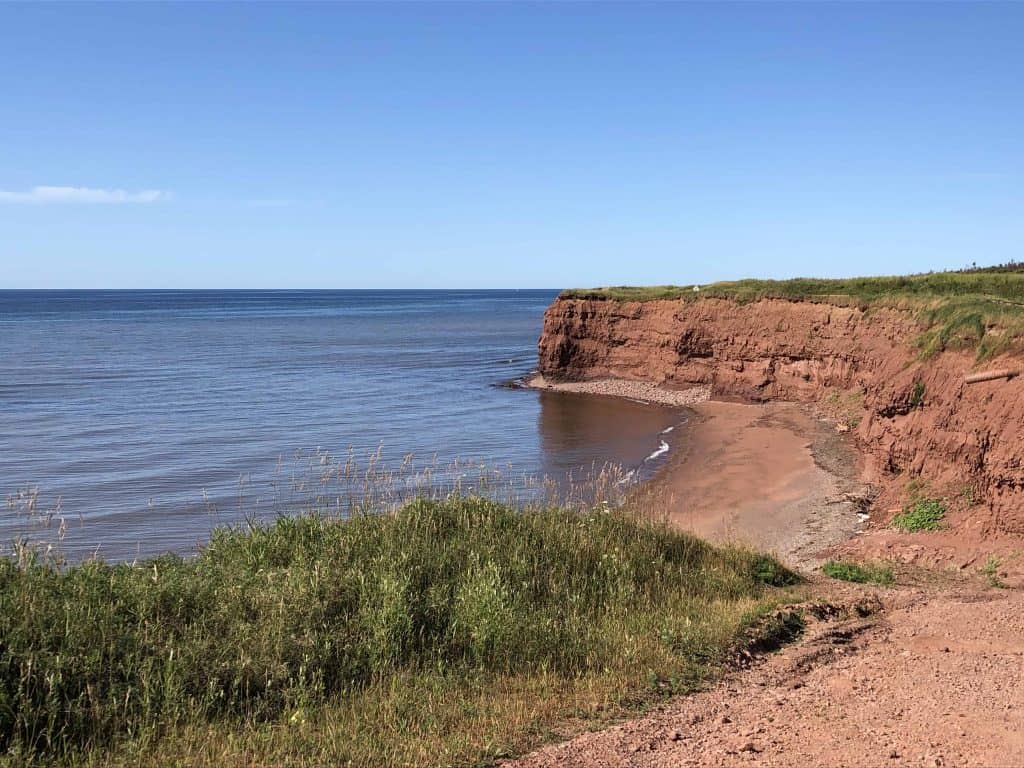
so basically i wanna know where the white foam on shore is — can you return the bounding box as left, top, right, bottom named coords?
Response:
left=662, top=416, right=690, bottom=435
left=626, top=398, right=650, bottom=405
left=645, top=440, right=670, bottom=462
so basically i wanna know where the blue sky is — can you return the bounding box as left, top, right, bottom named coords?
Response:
left=1, top=2, right=1022, bottom=289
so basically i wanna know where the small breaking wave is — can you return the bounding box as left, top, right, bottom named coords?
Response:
left=661, top=416, right=689, bottom=435
left=645, top=440, right=670, bottom=462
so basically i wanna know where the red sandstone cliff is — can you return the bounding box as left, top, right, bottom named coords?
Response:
left=538, top=296, right=1024, bottom=543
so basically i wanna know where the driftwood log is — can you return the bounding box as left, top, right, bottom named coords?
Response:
left=964, top=369, right=1021, bottom=385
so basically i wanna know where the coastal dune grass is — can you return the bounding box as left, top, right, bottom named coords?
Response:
left=561, top=269, right=1024, bottom=360
left=0, top=497, right=796, bottom=767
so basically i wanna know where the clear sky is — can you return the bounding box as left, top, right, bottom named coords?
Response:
left=1, top=2, right=1022, bottom=289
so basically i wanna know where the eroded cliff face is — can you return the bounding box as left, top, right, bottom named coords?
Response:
left=538, top=297, right=1024, bottom=539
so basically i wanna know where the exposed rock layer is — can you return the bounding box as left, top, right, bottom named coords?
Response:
left=538, top=297, right=1024, bottom=537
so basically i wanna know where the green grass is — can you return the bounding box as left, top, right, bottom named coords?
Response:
left=560, top=270, right=1024, bottom=360
left=909, top=382, right=926, bottom=409
left=891, top=496, right=947, bottom=532
left=821, top=560, right=894, bottom=586
left=982, top=555, right=1006, bottom=589
left=0, top=498, right=798, bottom=767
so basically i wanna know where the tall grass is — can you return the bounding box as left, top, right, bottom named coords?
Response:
left=4, top=448, right=635, bottom=564
left=0, top=497, right=796, bottom=767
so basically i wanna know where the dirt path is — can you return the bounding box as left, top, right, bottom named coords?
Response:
left=508, top=582, right=1024, bottom=768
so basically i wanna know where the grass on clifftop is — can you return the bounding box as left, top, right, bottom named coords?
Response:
left=561, top=268, right=1024, bottom=360
left=0, top=498, right=797, bottom=767
left=560, top=268, right=1024, bottom=305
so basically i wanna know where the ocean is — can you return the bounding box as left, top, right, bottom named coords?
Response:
left=0, top=290, right=685, bottom=560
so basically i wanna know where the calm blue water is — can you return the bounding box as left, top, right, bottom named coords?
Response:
left=0, top=290, right=684, bottom=560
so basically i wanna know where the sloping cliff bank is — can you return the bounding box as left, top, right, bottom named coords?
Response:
left=538, top=296, right=1024, bottom=566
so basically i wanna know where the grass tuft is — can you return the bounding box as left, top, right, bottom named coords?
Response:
left=821, top=388, right=865, bottom=428
left=560, top=270, right=1024, bottom=305
left=909, top=382, right=926, bottom=409
left=822, top=560, right=894, bottom=585
left=981, top=555, right=1006, bottom=589
left=0, top=497, right=796, bottom=767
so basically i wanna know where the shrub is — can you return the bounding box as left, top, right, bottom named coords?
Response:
left=892, top=497, right=946, bottom=532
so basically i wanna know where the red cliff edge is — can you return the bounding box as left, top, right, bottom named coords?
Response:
left=538, top=295, right=1024, bottom=565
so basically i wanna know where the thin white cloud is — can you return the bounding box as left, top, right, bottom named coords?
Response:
left=0, top=186, right=168, bottom=204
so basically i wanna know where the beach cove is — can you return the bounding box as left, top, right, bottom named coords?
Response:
left=528, top=374, right=867, bottom=568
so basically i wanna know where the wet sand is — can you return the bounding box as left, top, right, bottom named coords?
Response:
left=641, top=400, right=868, bottom=567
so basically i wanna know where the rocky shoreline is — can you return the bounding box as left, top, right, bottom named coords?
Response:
left=526, top=373, right=711, bottom=407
